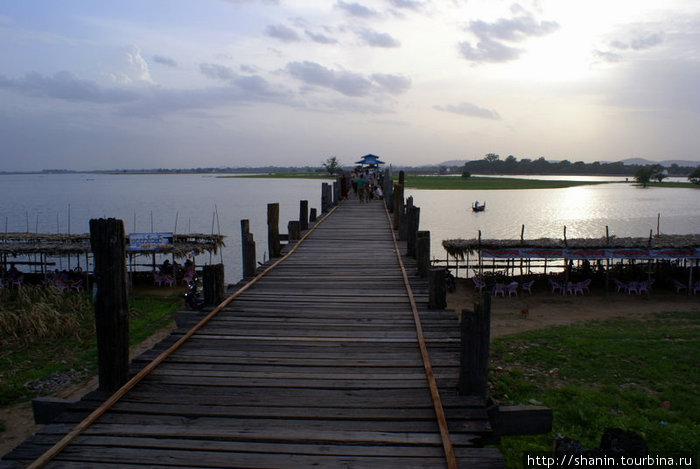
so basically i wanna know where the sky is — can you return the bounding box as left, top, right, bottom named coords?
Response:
left=1, top=0, right=699, bottom=171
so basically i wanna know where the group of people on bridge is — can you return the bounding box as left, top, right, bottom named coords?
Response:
left=339, top=168, right=385, bottom=203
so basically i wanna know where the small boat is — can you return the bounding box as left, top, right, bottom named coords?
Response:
left=471, top=202, right=486, bottom=212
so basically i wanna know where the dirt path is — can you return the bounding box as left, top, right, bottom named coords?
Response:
left=448, top=278, right=699, bottom=338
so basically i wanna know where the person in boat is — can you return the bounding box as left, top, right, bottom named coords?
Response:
left=474, top=200, right=480, bottom=209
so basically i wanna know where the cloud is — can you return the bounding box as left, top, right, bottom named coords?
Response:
left=0, top=71, right=138, bottom=103
left=609, top=32, right=664, bottom=51
left=153, top=55, right=178, bottom=67
left=286, top=61, right=411, bottom=98
left=287, top=61, right=374, bottom=97
left=200, top=63, right=238, bottom=81
left=387, top=0, right=425, bottom=11
left=459, top=38, right=522, bottom=63
left=434, top=101, right=501, bottom=119
left=592, top=49, right=623, bottom=64
left=266, top=24, right=301, bottom=42
left=305, top=30, right=339, bottom=44
left=357, top=28, right=401, bottom=47
left=370, top=73, right=411, bottom=95
left=199, top=62, right=288, bottom=99
left=458, top=7, right=559, bottom=63
left=336, top=1, right=379, bottom=18
left=104, top=45, right=153, bottom=84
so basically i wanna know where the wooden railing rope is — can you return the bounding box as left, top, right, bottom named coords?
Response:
left=383, top=201, right=459, bottom=469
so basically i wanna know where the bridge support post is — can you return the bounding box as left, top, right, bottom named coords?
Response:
left=392, top=171, right=404, bottom=229
left=267, top=203, right=281, bottom=258
left=203, top=263, right=225, bottom=306
left=288, top=220, right=301, bottom=241
left=241, top=219, right=256, bottom=279
left=399, top=196, right=412, bottom=241
left=428, top=266, right=447, bottom=309
left=321, top=183, right=332, bottom=213
left=89, top=218, right=129, bottom=393
left=299, top=200, right=309, bottom=231
left=459, top=292, right=491, bottom=398
left=416, top=230, right=430, bottom=277
left=406, top=205, right=420, bottom=258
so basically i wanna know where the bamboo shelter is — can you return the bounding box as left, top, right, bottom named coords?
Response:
left=441, top=233, right=700, bottom=291
left=0, top=232, right=225, bottom=276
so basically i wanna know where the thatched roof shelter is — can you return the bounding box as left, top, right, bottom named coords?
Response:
left=0, top=233, right=225, bottom=258
left=442, top=234, right=700, bottom=260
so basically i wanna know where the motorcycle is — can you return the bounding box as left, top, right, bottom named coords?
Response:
left=184, top=275, right=205, bottom=310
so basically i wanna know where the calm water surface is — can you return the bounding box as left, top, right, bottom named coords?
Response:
left=409, top=182, right=699, bottom=262
left=0, top=173, right=322, bottom=282
left=1, top=173, right=698, bottom=281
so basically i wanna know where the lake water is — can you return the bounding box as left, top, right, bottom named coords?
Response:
left=1, top=173, right=698, bottom=282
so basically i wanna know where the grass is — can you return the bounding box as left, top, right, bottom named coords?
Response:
left=401, top=175, right=611, bottom=190
left=218, top=172, right=333, bottom=180
left=0, top=286, right=182, bottom=410
left=490, top=311, right=699, bottom=467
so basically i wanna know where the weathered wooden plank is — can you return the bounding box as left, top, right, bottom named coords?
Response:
left=5, top=199, right=504, bottom=469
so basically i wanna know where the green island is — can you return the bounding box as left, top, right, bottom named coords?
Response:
left=220, top=172, right=697, bottom=190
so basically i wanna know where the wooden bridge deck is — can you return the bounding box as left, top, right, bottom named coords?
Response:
left=4, top=200, right=504, bottom=468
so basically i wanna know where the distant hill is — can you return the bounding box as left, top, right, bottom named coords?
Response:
left=439, top=158, right=698, bottom=168
left=619, top=158, right=699, bottom=167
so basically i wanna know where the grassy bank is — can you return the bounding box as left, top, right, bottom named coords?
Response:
left=402, top=175, right=610, bottom=190
left=490, top=312, right=699, bottom=467
left=218, top=172, right=333, bottom=180
left=0, top=286, right=182, bottom=408
left=222, top=172, right=611, bottom=189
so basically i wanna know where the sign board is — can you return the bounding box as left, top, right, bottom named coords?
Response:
left=129, top=232, right=174, bottom=252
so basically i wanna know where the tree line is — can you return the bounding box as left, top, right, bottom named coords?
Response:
left=458, top=154, right=697, bottom=177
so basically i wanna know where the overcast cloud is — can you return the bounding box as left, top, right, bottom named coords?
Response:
left=0, top=0, right=698, bottom=170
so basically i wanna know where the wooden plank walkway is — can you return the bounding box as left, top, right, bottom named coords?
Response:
left=3, top=199, right=504, bottom=468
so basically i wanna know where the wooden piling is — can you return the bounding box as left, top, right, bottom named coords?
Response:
left=399, top=196, right=413, bottom=241
left=416, top=230, right=430, bottom=278
left=299, top=200, right=309, bottom=231
left=288, top=220, right=301, bottom=241
left=321, top=183, right=333, bottom=213
left=89, top=218, right=129, bottom=393
left=309, top=207, right=317, bottom=222
left=267, top=203, right=281, bottom=259
left=428, top=267, right=447, bottom=310
left=202, top=263, right=225, bottom=306
left=458, top=292, right=491, bottom=398
left=406, top=205, right=420, bottom=258
left=240, top=219, right=256, bottom=279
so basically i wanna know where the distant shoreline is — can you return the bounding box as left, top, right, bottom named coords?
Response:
left=2, top=170, right=695, bottom=189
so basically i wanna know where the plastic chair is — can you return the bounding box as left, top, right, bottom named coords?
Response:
left=548, top=278, right=562, bottom=294
left=506, top=282, right=519, bottom=297
left=493, top=283, right=506, bottom=297
left=521, top=279, right=535, bottom=295
left=472, top=276, right=486, bottom=292
left=672, top=279, right=687, bottom=293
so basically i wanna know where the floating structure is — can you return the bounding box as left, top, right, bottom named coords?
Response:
left=443, top=234, right=700, bottom=260
left=0, top=232, right=225, bottom=274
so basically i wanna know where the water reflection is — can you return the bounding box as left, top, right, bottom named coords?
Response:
left=408, top=183, right=700, bottom=262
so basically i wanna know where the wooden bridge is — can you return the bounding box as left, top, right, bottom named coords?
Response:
left=4, top=199, right=505, bottom=468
